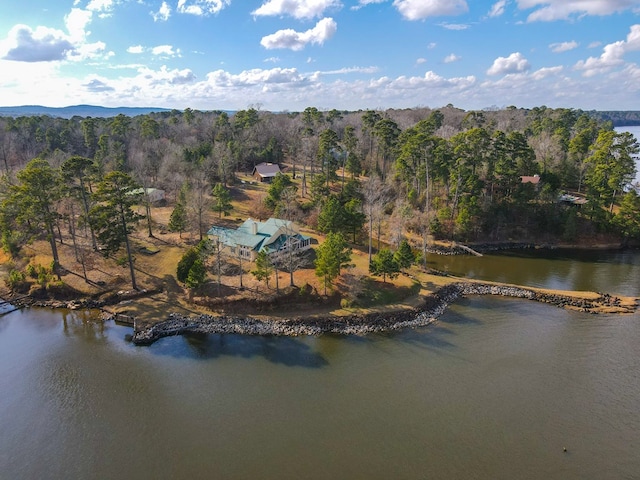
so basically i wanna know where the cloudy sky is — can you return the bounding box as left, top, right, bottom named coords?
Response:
left=1, top=0, right=640, bottom=112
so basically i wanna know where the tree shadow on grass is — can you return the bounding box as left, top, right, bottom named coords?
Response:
left=148, top=332, right=329, bottom=369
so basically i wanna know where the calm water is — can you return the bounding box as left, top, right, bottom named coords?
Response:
left=428, top=248, right=640, bottom=297
left=1, top=252, right=639, bottom=479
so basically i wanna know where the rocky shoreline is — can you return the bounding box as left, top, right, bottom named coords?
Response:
left=130, top=282, right=637, bottom=346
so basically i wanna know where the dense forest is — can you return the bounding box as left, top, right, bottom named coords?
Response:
left=1, top=104, right=639, bottom=292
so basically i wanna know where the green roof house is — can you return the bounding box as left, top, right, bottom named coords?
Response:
left=207, top=218, right=311, bottom=261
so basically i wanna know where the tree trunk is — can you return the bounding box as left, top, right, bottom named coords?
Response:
left=368, top=215, right=373, bottom=264
left=120, top=210, right=138, bottom=290
left=79, top=178, right=97, bottom=250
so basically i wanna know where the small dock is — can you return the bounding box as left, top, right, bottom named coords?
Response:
left=102, top=307, right=136, bottom=327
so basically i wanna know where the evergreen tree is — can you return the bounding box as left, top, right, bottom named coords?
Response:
left=89, top=171, right=143, bottom=290
left=168, top=185, right=188, bottom=237
left=265, top=173, right=293, bottom=210
left=211, top=183, right=233, bottom=218
left=251, top=250, right=273, bottom=290
left=370, top=248, right=399, bottom=282
left=10, top=158, right=63, bottom=276
left=314, top=232, right=351, bottom=295
left=177, top=247, right=200, bottom=283
left=185, top=258, right=207, bottom=289
left=317, top=195, right=347, bottom=234
left=394, top=239, right=414, bottom=270
left=613, top=190, right=640, bottom=240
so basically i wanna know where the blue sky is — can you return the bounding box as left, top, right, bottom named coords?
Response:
left=1, top=0, right=640, bottom=111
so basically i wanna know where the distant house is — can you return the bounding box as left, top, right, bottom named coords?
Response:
left=252, top=162, right=282, bottom=183
left=520, top=174, right=541, bottom=186
left=129, top=187, right=166, bottom=205
left=207, top=217, right=311, bottom=261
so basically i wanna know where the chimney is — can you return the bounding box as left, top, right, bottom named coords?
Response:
left=251, top=221, right=258, bottom=235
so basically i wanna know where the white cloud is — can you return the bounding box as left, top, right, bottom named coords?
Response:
left=352, top=0, right=387, bottom=10
left=518, top=0, right=640, bottom=22
left=439, top=23, right=469, bottom=30
left=530, top=65, right=563, bottom=80
left=392, top=0, right=468, bottom=20
left=152, top=2, right=171, bottom=21
left=65, top=8, right=93, bottom=42
left=260, top=17, right=337, bottom=51
left=177, top=0, right=230, bottom=16
left=253, top=0, right=342, bottom=20
left=487, top=52, right=530, bottom=75
left=152, top=45, right=181, bottom=57
left=574, top=41, right=626, bottom=76
left=319, top=66, right=379, bottom=75
left=84, top=77, right=115, bottom=92
left=416, top=57, right=427, bottom=64
left=1, top=57, right=637, bottom=112
left=264, top=56, right=281, bottom=63
left=488, top=0, right=508, bottom=18
left=0, top=24, right=75, bottom=62
left=384, top=71, right=476, bottom=90
left=549, top=41, right=578, bottom=53
left=73, top=41, right=110, bottom=61
left=444, top=53, right=461, bottom=63
left=127, top=45, right=144, bottom=54
left=427, top=42, right=437, bottom=49
left=574, top=24, right=640, bottom=76
left=86, top=0, right=115, bottom=12
left=0, top=3, right=110, bottom=64
left=206, top=67, right=309, bottom=87
left=138, top=65, right=196, bottom=85
left=588, top=41, right=602, bottom=49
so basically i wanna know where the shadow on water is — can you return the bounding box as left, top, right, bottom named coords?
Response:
left=149, top=332, right=329, bottom=368
left=391, top=324, right=458, bottom=350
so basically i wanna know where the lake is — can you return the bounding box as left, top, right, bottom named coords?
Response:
left=1, top=250, right=639, bottom=479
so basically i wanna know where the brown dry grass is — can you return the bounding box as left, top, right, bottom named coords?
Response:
left=3, top=173, right=635, bottom=324
left=0, top=178, right=431, bottom=324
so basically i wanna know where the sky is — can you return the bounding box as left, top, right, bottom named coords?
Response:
left=1, top=0, right=640, bottom=112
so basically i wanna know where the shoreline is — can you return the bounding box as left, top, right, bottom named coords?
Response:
left=129, top=281, right=638, bottom=346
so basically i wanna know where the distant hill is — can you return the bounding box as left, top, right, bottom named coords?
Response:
left=0, top=105, right=173, bottom=119
left=587, top=111, right=640, bottom=127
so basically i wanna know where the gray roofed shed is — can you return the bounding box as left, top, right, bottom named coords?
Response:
left=252, top=162, right=282, bottom=182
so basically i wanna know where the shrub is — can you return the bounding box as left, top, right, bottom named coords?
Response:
left=6, top=269, right=29, bottom=293
left=26, top=264, right=37, bottom=279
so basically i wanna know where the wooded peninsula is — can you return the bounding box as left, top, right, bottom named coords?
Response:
left=0, top=105, right=638, bottom=326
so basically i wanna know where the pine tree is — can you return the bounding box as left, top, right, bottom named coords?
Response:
left=168, top=186, right=188, bottom=238
left=370, top=248, right=399, bottom=283
left=394, top=239, right=414, bottom=270
left=315, top=232, right=352, bottom=295
left=177, top=247, right=199, bottom=283
left=89, top=171, right=143, bottom=290
left=185, top=258, right=207, bottom=289
left=10, top=158, right=64, bottom=276
left=251, top=250, right=273, bottom=290
left=211, top=183, right=233, bottom=218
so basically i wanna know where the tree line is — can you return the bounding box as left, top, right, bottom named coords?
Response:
left=1, top=104, right=639, bottom=294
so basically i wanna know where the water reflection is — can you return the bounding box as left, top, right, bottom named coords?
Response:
left=61, top=309, right=107, bottom=343
left=149, top=332, right=329, bottom=368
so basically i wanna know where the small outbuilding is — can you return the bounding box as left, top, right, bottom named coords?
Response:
left=520, top=174, right=541, bottom=185
left=129, top=188, right=166, bottom=205
left=252, top=162, right=282, bottom=183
